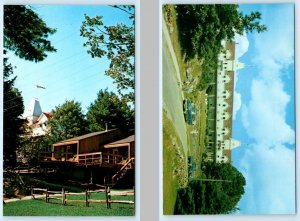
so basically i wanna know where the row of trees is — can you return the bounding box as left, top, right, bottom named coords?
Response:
left=175, top=162, right=246, bottom=214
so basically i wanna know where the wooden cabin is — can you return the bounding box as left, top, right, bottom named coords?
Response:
left=44, top=129, right=134, bottom=168
left=103, top=135, right=135, bottom=161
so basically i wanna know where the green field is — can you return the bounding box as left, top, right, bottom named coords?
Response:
left=163, top=111, right=187, bottom=214
left=3, top=192, right=134, bottom=216
left=163, top=5, right=208, bottom=214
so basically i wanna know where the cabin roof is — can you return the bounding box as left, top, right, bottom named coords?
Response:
left=53, top=129, right=117, bottom=146
left=104, top=135, right=134, bottom=148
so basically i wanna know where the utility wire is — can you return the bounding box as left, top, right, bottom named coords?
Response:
left=4, top=50, right=96, bottom=105
left=4, top=61, right=103, bottom=113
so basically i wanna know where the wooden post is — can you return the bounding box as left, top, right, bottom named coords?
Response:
left=105, top=185, right=109, bottom=208
left=64, top=188, right=67, bottom=205
left=31, top=186, right=34, bottom=199
left=62, top=188, right=65, bottom=205
left=46, top=187, right=49, bottom=203
left=107, top=186, right=111, bottom=209
left=133, top=186, right=135, bottom=208
left=85, top=189, right=89, bottom=207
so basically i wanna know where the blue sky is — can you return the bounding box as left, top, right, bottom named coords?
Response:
left=232, top=4, right=295, bottom=214
left=6, top=5, right=133, bottom=114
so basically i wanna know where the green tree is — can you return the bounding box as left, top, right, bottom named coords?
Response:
left=3, top=56, right=24, bottom=167
left=80, top=6, right=135, bottom=102
left=175, top=162, right=246, bottom=214
left=4, top=5, right=56, bottom=62
left=18, top=134, right=53, bottom=166
left=86, top=89, right=134, bottom=133
left=48, top=100, right=87, bottom=141
left=3, top=6, right=56, bottom=167
left=175, top=4, right=266, bottom=60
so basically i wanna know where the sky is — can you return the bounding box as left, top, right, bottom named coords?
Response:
left=232, top=4, right=295, bottom=214
left=6, top=5, right=134, bottom=114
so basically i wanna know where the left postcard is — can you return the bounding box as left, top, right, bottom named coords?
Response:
left=3, top=5, right=135, bottom=216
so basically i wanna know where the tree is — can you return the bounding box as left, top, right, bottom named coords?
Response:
left=48, top=100, right=87, bottom=141
left=175, top=162, right=246, bottom=214
left=18, top=134, right=53, bottom=166
left=4, top=5, right=56, bottom=62
left=175, top=4, right=266, bottom=60
left=3, top=56, right=24, bottom=167
left=80, top=6, right=135, bottom=102
left=3, top=6, right=56, bottom=167
left=86, top=89, right=134, bottom=133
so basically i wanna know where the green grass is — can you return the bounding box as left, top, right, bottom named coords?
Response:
left=163, top=111, right=187, bottom=215
left=3, top=192, right=134, bottom=216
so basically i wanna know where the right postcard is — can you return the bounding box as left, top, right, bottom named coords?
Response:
left=162, top=4, right=295, bottom=215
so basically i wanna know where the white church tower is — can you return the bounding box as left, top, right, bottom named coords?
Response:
left=24, top=98, right=43, bottom=125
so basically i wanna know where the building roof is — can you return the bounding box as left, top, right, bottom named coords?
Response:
left=226, top=41, right=235, bottom=60
left=104, top=135, right=134, bottom=148
left=36, top=112, right=52, bottom=125
left=53, top=129, right=118, bottom=146
left=24, top=98, right=43, bottom=118
left=223, top=149, right=232, bottom=161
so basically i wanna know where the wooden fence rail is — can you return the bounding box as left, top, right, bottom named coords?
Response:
left=30, top=186, right=134, bottom=208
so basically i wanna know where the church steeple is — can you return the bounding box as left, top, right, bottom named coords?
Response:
left=24, top=98, right=43, bottom=124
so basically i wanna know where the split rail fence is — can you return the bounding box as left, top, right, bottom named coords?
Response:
left=30, top=186, right=134, bottom=208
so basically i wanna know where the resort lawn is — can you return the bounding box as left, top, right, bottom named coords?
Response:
left=163, top=111, right=186, bottom=215
left=3, top=191, right=134, bottom=216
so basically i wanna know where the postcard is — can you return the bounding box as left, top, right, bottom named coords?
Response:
left=162, top=3, right=295, bottom=215
left=3, top=5, right=135, bottom=216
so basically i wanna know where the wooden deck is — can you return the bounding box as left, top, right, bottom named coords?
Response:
left=39, top=152, right=129, bottom=168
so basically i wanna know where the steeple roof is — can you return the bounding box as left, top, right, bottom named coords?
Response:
left=24, top=98, right=43, bottom=117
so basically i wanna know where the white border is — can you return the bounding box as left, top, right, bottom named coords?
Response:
left=0, top=1, right=140, bottom=221
left=159, top=1, right=299, bottom=221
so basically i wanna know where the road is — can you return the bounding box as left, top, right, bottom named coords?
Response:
left=162, top=18, right=188, bottom=156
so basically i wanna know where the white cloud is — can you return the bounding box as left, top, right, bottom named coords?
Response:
left=242, top=78, right=294, bottom=145
left=235, top=33, right=249, bottom=60
left=233, top=91, right=241, bottom=120
left=232, top=33, right=249, bottom=120
left=238, top=143, right=295, bottom=214
left=236, top=4, right=295, bottom=214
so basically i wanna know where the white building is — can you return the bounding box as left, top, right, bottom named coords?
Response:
left=206, top=41, right=244, bottom=163
left=24, top=98, right=51, bottom=137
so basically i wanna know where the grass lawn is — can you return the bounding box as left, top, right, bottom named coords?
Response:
left=3, top=191, right=134, bottom=216
left=163, top=111, right=187, bottom=215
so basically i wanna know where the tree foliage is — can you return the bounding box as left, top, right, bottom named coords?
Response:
left=80, top=6, right=135, bottom=102
left=18, top=134, right=53, bottom=166
left=175, top=162, right=246, bottom=214
left=3, top=6, right=56, bottom=167
left=4, top=5, right=56, bottom=62
left=87, top=89, right=134, bottom=133
left=3, top=56, right=24, bottom=167
left=176, top=4, right=267, bottom=60
left=48, top=100, right=87, bottom=141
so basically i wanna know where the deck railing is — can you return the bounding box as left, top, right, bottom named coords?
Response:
left=76, top=152, right=127, bottom=166
left=39, top=151, right=129, bottom=167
